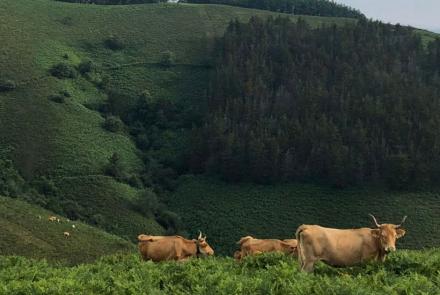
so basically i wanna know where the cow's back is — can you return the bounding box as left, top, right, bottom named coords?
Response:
left=139, top=239, right=179, bottom=262
left=298, top=225, right=379, bottom=266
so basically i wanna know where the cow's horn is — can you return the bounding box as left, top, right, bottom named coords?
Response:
left=369, top=214, right=380, bottom=227
left=395, top=215, right=407, bottom=228
left=198, top=231, right=202, bottom=240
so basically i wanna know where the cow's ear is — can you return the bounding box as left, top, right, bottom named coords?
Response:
left=396, top=228, right=406, bottom=239
left=371, top=229, right=380, bottom=238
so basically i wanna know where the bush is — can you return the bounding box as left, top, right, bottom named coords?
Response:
left=78, top=59, right=95, bottom=74
left=48, top=94, right=65, bottom=103
left=49, top=62, right=77, bottom=79
left=48, top=90, right=71, bottom=103
left=157, top=209, right=182, bottom=234
left=0, top=157, right=26, bottom=197
left=105, top=152, right=126, bottom=179
left=0, top=79, right=16, bottom=91
left=104, top=36, right=124, bottom=50
left=102, top=116, right=125, bottom=133
left=133, top=189, right=159, bottom=217
left=159, top=50, right=175, bottom=67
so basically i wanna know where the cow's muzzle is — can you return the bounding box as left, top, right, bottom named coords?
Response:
left=384, top=246, right=396, bottom=253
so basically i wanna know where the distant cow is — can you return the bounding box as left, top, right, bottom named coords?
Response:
left=296, top=214, right=407, bottom=272
left=236, top=236, right=297, bottom=259
left=48, top=216, right=57, bottom=222
left=138, top=232, right=214, bottom=262
left=64, top=232, right=70, bottom=238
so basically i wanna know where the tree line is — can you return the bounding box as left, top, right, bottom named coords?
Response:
left=189, top=17, right=440, bottom=188
left=55, top=0, right=365, bottom=20
left=186, top=0, right=365, bottom=18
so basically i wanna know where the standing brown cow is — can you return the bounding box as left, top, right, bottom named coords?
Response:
left=138, top=232, right=214, bottom=262
left=235, top=236, right=297, bottom=259
left=296, top=214, right=407, bottom=272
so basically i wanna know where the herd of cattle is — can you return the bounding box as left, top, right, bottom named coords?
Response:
left=137, top=214, right=407, bottom=272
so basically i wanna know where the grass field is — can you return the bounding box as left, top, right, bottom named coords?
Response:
left=0, top=196, right=135, bottom=265
left=167, top=176, right=440, bottom=255
left=0, top=0, right=360, bottom=259
left=1, top=250, right=439, bottom=294
left=0, top=0, right=438, bottom=265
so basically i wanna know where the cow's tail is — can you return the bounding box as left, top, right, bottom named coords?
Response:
left=295, top=225, right=309, bottom=269
left=237, top=236, right=253, bottom=245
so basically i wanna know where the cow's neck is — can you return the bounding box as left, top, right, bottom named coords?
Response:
left=195, top=241, right=202, bottom=257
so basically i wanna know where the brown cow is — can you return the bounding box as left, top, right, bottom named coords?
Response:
left=138, top=232, right=214, bottom=262
left=236, top=236, right=297, bottom=259
left=296, top=214, right=407, bottom=272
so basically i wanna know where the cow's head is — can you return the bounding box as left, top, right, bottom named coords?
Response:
left=369, top=214, right=407, bottom=253
left=196, top=231, right=214, bottom=256
left=233, top=250, right=242, bottom=260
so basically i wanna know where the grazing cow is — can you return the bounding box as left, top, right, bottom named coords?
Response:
left=64, top=232, right=70, bottom=238
left=236, top=236, right=297, bottom=259
left=296, top=214, right=407, bottom=272
left=138, top=232, right=214, bottom=262
left=48, top=216, right=57, bottom=222
left=72, top=224, right=76, bottom=229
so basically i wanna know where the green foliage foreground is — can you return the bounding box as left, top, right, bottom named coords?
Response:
left=1, top=250, right=439, bottom=294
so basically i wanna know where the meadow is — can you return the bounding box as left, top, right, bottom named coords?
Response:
left=1, top=250, right=439, bottom=294
left=168, top=176, right=440, bottom=255
left=0, top=196, right=134, bottom=265
left=0, top=0, right=357, bottom=247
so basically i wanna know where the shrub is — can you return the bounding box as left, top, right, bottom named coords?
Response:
left=103, top=116, right=125, bottom=133
left=133, top=189, right=159, bottom=217
left=0, top=79, right=16, bottom=91
left=0, top=157, right=26, bottom=197
left=49, top=62, right=77, bottom=79
left=78, top=59, right=94, bottom=74
left=104, top=36, right=124, bottom=50
left=157, top=209, right=182, bottom=234
left=61, top=90, right=72, bottom=97
left=48, top=94, right=65, bottom=103
left=159, top=50, right=175, bottom=67
left=105, top=152, right=126, bottom=179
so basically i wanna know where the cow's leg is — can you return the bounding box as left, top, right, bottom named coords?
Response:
left=302, top=261, right=315, bottom=272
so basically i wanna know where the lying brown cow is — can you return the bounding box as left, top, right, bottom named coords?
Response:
left=296, top=214, right=407, bottom=272
left=138, top=232, right=214, bottom=262
left=235, top=236, right=297, bottom=259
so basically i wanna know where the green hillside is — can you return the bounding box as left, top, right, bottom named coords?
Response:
left=168, top=176, right=440, bottom=255
left=0, top=0, right=358, bottom=253
left=1, top=250, right=439, bottom=294
left=1, top=0, right=438, bottom=265
left=0, top=196, right=135, bottom=265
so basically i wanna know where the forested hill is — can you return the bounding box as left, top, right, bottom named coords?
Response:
left=187, top=0, right=365, bottom=18
left=190, top=17, right=440, bottom=188
left=56, top=0, right=365, bottom=19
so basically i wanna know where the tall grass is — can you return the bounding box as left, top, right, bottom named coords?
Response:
left=1, top=250, right=439, bottom=294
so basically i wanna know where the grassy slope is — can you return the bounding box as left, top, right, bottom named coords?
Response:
left=0, top=0, right=356, bottom=252
left=1, top=250, right=439, bottom=294
left=0, top=0, right=355, bottom=178
left=54, top=176, right=164, bottom=240
left=168, top=176, right=440, bottom=255
left=0, top=196, right=135, bottom=265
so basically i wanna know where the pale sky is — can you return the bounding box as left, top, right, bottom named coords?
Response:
left=334, top=0, right=440, bottom=33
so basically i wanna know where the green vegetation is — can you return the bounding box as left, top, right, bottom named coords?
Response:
left=193, top=17, right=440, bottom=188
left=1, top=0, right=439, bottom=268
left=188, top=0, right=365, bottom=18
left=1, top=250, right=440, bottom=294
left=0, top=196, right=134, bottom=265
left=168, top=176, right=440, bottom=255
left=0, top=0, right=358, bottom=258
